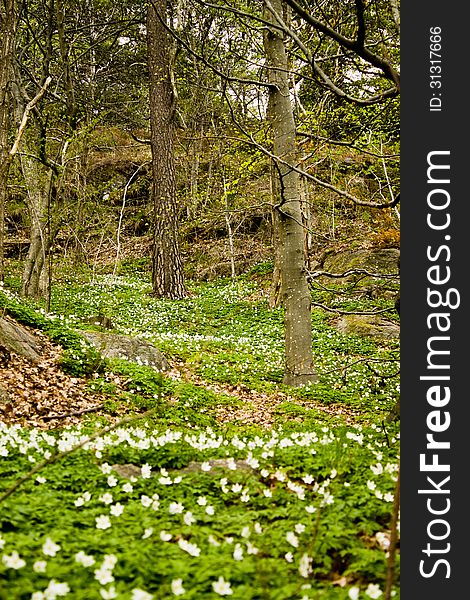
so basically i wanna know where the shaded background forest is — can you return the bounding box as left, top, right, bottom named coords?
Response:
left=1, top=0, right=400, bottom=297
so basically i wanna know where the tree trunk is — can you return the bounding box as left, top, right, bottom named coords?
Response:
left=147, top=0, right=186, bottom=299
left=10, top=72, right=53, bottom=301
left=264, top=0, right=317, bottom=386
left=0, top=0, right=17, bottom=282
left=20, top=161, right=52, bottom=300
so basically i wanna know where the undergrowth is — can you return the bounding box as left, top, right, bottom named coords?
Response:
left=0, top=268, right=400, bottom=599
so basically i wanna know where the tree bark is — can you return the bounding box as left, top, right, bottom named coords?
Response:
left=147, top=0, right=186, bottom=299
left=264, top=0, right=316, bottom=386
left=0, top=0, right=17, bottom=282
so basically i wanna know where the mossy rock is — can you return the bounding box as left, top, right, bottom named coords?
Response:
left=323, top=248, right=399, bottom=274
left=336, top=315, right=399, bottom=340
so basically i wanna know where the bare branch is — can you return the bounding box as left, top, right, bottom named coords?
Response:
left=9, top=76, right=52, bottom=157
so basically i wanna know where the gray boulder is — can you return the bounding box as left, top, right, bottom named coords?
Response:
left=81, top=331, right=169, bottom=371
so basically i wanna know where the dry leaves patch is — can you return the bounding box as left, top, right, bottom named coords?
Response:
left=1, top=331, right=360, bottom=431
left=0, top=331, right=110, bottom=429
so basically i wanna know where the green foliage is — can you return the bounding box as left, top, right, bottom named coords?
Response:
left=0, top=421, right=399, bottom=599
left=0, top=290, right=104, bottom=377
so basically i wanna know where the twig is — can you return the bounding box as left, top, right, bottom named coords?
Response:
left=9, top=77, right=52, bottom=157
left=384, top=467, right=400, bottom=599
left=40, top=404, right=104, bottom=421
left=311, top=302, right=394, bottom=315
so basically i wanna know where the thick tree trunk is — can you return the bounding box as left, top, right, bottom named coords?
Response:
left=147, top=0, right=186, bottom=299
left=264, top=0, right=317, bottom=386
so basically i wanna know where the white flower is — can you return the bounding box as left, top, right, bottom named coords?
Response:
left=96, top=515, right=112, bottom=530
left=367, top=480, right=377, bottom=491
left=0, top=535, right=4, bottom=549
left=100, top=587, right=118, bottom=599
left=141, top=495, right=152, bottom=508
left=240, top=491, right=250, bottom=502
left=122, top=483, right=134, bottom=493
left=33, top=560, right=47, bottom=573
left=305, top=505, right=316, bottom=514
left=365, top=583, right=383, bottom=599
left=100, top=463, right=112, bottom=474
left=2, top=551, right=26, bottom=569
left=159, top=477, right=172, bottom=485
left=83, top=491, right=91, bottom=502
left=208, top=535, right=220, bottom=546
left=131, top=589, right=153, bottom=600
left=107, top=475, right=118, bottom=487
left=376, top=531, right=390, bottom=550
left=74, top=496, right=85, bottom=507
left=102, top=555, right=117, bottom=570
left=246, top=542, right=258, bottom=555
left=100, top=493, right=114, bottom=505
left=36, top=476, right=46, bottom=484
left=169, top=502, right=184, bottom=515
left=141, top=464, right=152, bottom=479
left=95, top=567, right=114, bottom=585
left=302, top=474, right=314, bottom=484
left=178, top=539, right=200, bottom=557
left=171, top=579, right=186, bottom=596
left=75, top=551, right=95, bottom=567
left=241, top=526, right=250, bottom=538
left=233, top=544, right=243, bottom=561
left=212, top=577, right=233, bottom=596
left=44, top=580, right=70, bottom=597
left=110, top=503, right=124, bottom=517
left=330, top=469, right=337, bottom=478
left=197, top=496, right=207, bottom=506
left=285, top=553, right=294, bottom=563
left=31, top=593, right=45, bottom=600
left=295, top=523, right=306, bottom=534
left=231, top=483, right=242, bottom=493
left=348, top=587, right=360, bottom=600
left=42, top=538, right=61, bottom=557
left=299, top=553, right=313, bottom=578
left=254, top=522, right=263, bottom=534
left=183, top=511, right=196, bottom=525
left=383, top=492, right=394, bottom=502
left=142, top=528, right=153, bottom=539
left=160, top=531, right=172, bottom=541
left=371, top=463, right=383, bottom=475
left=286, top=531, right=299, bottom=547
left=201, top=462, right=211, bottom=471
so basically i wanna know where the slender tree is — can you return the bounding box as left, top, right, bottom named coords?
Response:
left=263, top=0, right=316, bottom=385
left=147, top=0, right=186, bottom=299
left=0, top=0, right=17, bottom=282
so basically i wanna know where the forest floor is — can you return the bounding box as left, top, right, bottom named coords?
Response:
left=0, top=330, right=362, bottom=431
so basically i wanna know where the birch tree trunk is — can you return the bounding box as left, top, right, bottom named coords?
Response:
left=264, top=0, right=317, bottom=386
left=147, top=0, right=186, bottom=299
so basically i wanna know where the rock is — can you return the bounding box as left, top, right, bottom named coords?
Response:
left=0, top=317, right=43, bottom=362
left=81, top=331, right=169, bottom=371
left=336, top=315, right=400, bottom=340
left=323, top=248, right=400, bottom=274
left=320, top=248, right=400, bottom=300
